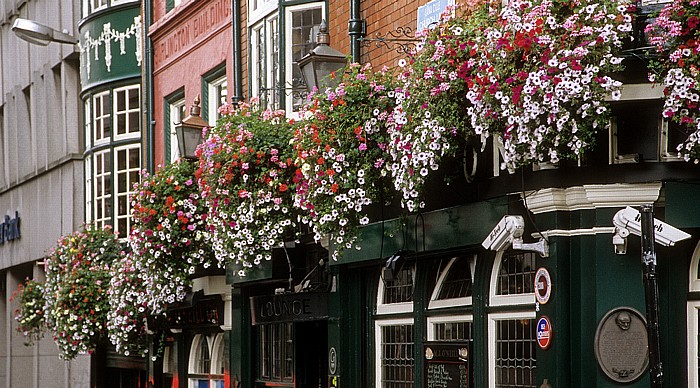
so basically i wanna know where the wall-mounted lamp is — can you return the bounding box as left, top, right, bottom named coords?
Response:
left=11, top=18, right=77, bottom=46
left=482, top=215, right=549, bottom=257
left=612, top=206, right=691, bottom=254
left=298, top=20, right=346, bottom=92
left=175, top=95, right=209, bottom=160
left=382, top=250, right=413, bottom=282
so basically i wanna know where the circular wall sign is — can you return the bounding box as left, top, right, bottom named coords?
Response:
left=536, top=316, right=553, bottom=350
left=329, top=347, right=337, bottom=375
left=534, top=267, right=552, bottom=305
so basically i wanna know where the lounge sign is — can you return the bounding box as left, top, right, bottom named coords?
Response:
left=250, top=292, right=328, bottom=325
left=0, top=211, right=20, bottom=245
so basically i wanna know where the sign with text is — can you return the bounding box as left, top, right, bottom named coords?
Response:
left=423, top=342, right=471, bottom=388
left=250, top=292, right=328, bottom=325
left=168, top=295, right=223, bottom=329
left=417, top=0, right=455, bottom=32
left=0, top=211, right=20, bottom=245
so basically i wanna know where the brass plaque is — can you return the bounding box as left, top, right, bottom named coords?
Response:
left=594, top=307, right=649, bottom=383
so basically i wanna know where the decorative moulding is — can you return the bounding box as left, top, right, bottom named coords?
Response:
left=523, top=183, right=662, bottom=214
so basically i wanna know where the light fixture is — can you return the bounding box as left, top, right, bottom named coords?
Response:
left=175, top=95, right=209, bottom=160
left=298, top=20, right=347, bottom=92
left=11, top=18, right=77, bottom=46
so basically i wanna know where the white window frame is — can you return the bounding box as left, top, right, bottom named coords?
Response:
left=85, top=154, right=93, bottom=224
left=428, top=256, right=476, bottom=310
left=93, top=90, right=111, bottom=145
left=284, top=3, right=325, bottom=116
left=91, top=0, right=108, bottom=13
left=487, top=311, right=537, bottom=388
left=92, top=149, right=112, bottom=229
left=427, top=314, right=473, bottom=341
left=113, top=144, right=140, bottom=238
left=188, top=333, right=225, bottom=388
left=374, top=317, right=414, bottom=388
left=489, top=251, right=536, bottom=307
left=376, top=264, right=415, bottom=315
left=168, top=98, right=186, bottom=163
left=113, top=85, right=141, bottom=141
left=687, top=241, right=700, bottom=387
left=207, top=76, right=228, bottom=126
left=488, top=251, right=537, bottom=388
left=248, top=0, right=277, bottom=25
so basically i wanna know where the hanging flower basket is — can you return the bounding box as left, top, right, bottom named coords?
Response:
left=646, top=0, right=700, bottom=163
left=391, top=0, right=634, bottom=207
left=197, top=100, right=301, bottom=275
left=293, top=63, right=399, bottom=259
left=12, top=278, right=46, bottom=346
left=43, top=225, right=121, bottom=360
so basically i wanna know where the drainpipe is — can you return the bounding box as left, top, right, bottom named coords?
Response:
left=144, top=0, right=155, bottom=173
left=348, top=0, right=364, bottom=64
left=232, top=0, right=243, bottom=102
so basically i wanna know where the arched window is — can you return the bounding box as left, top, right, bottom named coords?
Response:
left=488, top=251, right=537, bottom=388
left=375, top=261, right=416, bottom=388
left=427, top=255, right=476, bottom=342
left=687, top=241, right=700, bottom=387
left=188, top=333, right=225, bottom=388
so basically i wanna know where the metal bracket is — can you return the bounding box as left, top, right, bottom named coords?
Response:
left=357, top=26, right=421, bottom=54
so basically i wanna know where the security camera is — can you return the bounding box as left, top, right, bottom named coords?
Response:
left=482, top=215, right=549, bottom=257
left=612, top=206, right=691, bottom=254
left=482, top=215, right=524, bottom=251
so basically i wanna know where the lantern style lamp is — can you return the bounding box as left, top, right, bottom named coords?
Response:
left=12, top=18, right=77, bottom=46
left=298, top=20, right=347, bottom=92
left=175, top=95, right=209, bottom=160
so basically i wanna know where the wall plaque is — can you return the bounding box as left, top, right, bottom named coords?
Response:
left=594, top=307, right=649, bottom=383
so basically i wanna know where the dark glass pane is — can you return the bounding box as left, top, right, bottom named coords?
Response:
left=117, top=114, right=126, bottom=135
left=129, top=88, right=139, bottom=108
left=118, top=150, right=126, bottom=170
left=383, top=264, right=414, bottom=304
left=129, top=112, right=139, bottom=132
left=434, top=322, right=473, bottom=341
left=104, top=94, right=112, bottom=114
left=614, top=100, right=661, bottom=161
left=437, top=256, right=473, bottom=300
left=497, top=252, right=536, bottom=296
left=381, top=324, right=414, bottom=388
left=118, top=218, right=127, bottom=238
left=117, top=91, right=125, bottom=111
left=129, top=148, right=140, bottom=167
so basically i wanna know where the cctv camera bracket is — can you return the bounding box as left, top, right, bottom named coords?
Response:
left=613, top=226, right=630, bottom=255
left=512, top=237, right=549, bottom=258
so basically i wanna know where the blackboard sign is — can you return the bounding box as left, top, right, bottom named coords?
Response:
left=424, top=342, right=471, bottom=388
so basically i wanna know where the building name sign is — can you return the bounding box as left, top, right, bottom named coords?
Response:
left=0, top=212, right=21, bottom=245
left=250, top=293, right=328, bottom=325
left=154, top=0, right=231, bottom=68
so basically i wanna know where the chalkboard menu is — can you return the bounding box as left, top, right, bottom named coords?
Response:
left=423, top=342, right=471, bottom=388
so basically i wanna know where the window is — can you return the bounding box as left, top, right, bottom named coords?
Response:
left=83, top=0, right=138, bottom=16
left=189, top=334, right=225, bottom=388
left=285, top=5, right=323, bottom=113
left=375, top=262, right=415, bottom=387
left=114, top=145, right=140, bottom=237
left=83, top=84, right=141, bottom=237
left=165, top=90, right=186, bottom=163
left=93, top=91, right=112, bottom=144
left=92, top=0, right=108, bottom=13
left=427, top=256, right=475, bottom=344
left=166, top=0, right=183, bottom=13
left=257, top=323, right=293, bottom=383
left=488, top=251, right=537, bottom=388
left=248, top=1, right=325, bottom=113
left=92, top=150, right=112, bottom=229
left=687, top=242, right=700, bottom=387
left=114, top=85, right=140, bottom=140
left=203, top=66, right=228, bottom=125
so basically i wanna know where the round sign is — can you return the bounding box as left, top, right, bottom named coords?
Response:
left=534, top=267, right=552, bottom=305
left=329, top=347, right=337, bottom=375
left=536, top=316, right=553, bottom=350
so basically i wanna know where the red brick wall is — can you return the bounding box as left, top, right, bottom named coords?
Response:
left=327, top=0, right=433, bottom=70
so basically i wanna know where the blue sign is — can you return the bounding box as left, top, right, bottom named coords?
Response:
left=417, top=0, right=455, bottom=31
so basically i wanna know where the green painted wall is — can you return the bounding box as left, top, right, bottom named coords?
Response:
left=79, top=5, right=142, bottom=91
